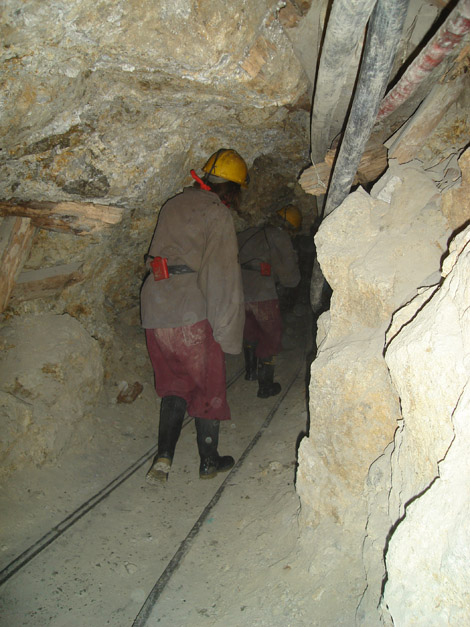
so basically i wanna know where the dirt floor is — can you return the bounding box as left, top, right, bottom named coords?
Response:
left=0, top=303, right=318, bottom=626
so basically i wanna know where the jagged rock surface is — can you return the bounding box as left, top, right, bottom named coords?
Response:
left=381, top=223, right=470, bottom=624
left=0, top=313, right=103, bottom=477
left=297, top=156, right=458, bottom=624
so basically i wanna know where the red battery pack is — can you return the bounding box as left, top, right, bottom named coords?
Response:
left=151, top=256, right=169, bottom=281
left=260, top=262, right=271, bottom=276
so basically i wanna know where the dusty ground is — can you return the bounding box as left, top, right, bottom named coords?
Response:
left=0, top=303, right=319, bottom=626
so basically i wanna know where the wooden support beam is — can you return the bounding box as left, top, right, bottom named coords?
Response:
left=387, top=76, right=465, bottom=164
left=0, top=217, right=37, bottom=313
left=9, top=262, right=85, bottom=304
left=299, top=142, right=388, bottom=196
left=0, top=200, right=124, bottom=235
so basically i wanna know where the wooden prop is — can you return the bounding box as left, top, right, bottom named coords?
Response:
left=0, top=200, right=124, bottom=235
left=9, top=262, right=85, bottom=304
left=0, top=217, right=36, bottom=313
left=299, top=143, right=388, bottom=196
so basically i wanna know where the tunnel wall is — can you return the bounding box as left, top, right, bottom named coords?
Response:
left=296, top=147, right=470, bottom=624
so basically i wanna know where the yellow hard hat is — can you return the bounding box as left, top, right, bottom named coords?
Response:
left=202, top=149, right=249, bottom=188
left=276, top=205, right=302, bottom=230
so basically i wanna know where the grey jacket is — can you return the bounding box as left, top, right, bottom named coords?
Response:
left=237, top=226, right=300, bottom=303
left=140, top=187, right=244, bottom=355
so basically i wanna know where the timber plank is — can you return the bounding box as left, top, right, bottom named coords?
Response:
left=387, top=77, right=465, bottom=164
left=9, top=262, right=85, bottom=303
left=0, top=200, right=124, bottom=235
left=299, top=143, right=388, bottom=195
left=0, top=217, right=36, bottom=313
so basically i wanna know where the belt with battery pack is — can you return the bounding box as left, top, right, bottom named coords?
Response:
left=148, top=256, right=195, bottom=281
left=241, top=261, right=272, bottom=276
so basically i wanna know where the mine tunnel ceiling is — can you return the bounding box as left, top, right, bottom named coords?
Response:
left=0, top=0, right=469, bottom=320
left=1, top=0, right=465, bottom=212
left=1, top=0, right=314, bottom=214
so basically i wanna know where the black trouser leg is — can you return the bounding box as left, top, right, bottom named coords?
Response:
left=243, top=342, right=258, bottom=381
left=195, top=418, right=234, bottom=479
left=257, top=357, right=281, bottom=398
left=146, top=395, right=186, bottom=484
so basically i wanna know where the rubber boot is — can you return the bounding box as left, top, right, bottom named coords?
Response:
left=195, top=418, right=235, bottom=479
left=146, top=395, right=187, bottom=485
left=243, top=342, right=258, bottom=381
left=257, top=358, right=281, bottom=398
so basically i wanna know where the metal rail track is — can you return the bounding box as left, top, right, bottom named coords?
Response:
left=132, top=355, right=304, bottom=626
left=0, top=367, right=246, bottom=587
left=0, top=352, right=305, bottom=627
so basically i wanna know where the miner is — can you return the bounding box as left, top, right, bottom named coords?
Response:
left=141, top=149, right=249, bottom=483
left=238, top=205, right=301, bottom=397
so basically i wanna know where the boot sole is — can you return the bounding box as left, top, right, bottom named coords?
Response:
left=146, top=469, right=169, bottom=484
left=257, top=388, right=281, bottom=398
left=145, top=458, right=171, bottom=485
left=199, top=462, right=234, bottom=479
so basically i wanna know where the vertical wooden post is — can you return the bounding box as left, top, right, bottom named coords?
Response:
left=0, top=217, right=37, bottom=313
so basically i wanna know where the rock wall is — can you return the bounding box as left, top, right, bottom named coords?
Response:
left=297, top=148, right=470, bottom=623
left=0, top=313, right=103, bottom=477
left=380, top=222, right=470, bottom=625
left=1, top=0, right=309, bottom=211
